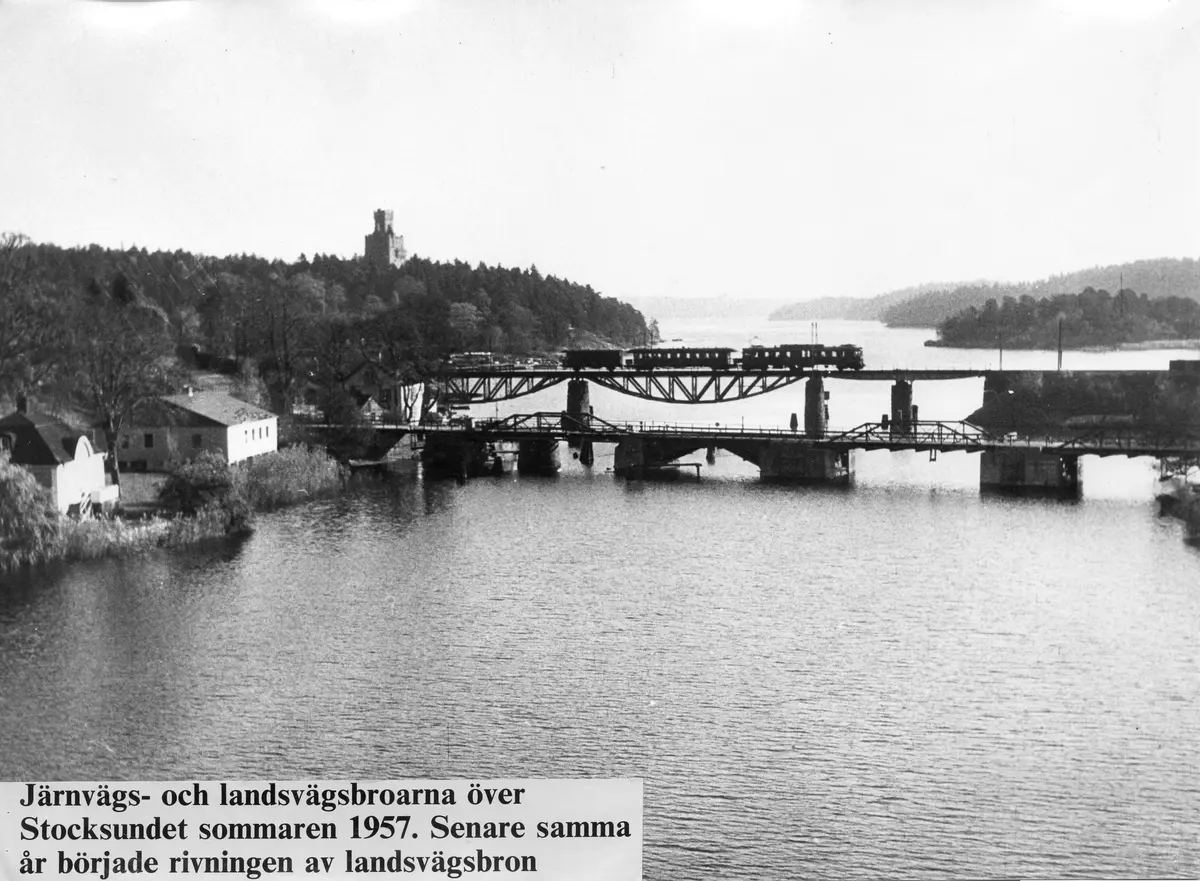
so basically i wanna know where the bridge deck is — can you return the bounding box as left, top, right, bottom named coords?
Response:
left=446, top=367, right=1172, bottom=381
left=439, top=367, right=1178, bottom=404
left=415, top=414, right=1200, bottom=458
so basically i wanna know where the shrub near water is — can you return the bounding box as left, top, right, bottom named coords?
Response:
left=0, top=449, right=62, bottom=570
left=158, top=451, right=253, bottom=535
left=60, top=517, right=170, bottom=561
left=232, top=445, right=346, bottom=510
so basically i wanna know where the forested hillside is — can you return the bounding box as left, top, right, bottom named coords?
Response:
left=0, top=233, right=648, bottom=471
left=769, top=258, right=1200, bottom=328
left=931, top=287, right=1200, bottom=349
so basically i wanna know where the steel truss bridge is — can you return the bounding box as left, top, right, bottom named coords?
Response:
left=438, top=367, right=989, bottom=405
left=419, top=412, right=1200, bottom=459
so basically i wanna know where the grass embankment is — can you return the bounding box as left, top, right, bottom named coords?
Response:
left=1, top=445, right=346, bottom=573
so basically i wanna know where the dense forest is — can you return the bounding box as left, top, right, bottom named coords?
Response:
left=0, top=233, right=648, bottom=471
left=768, top=258, right=1200, bottom=328
left=931, top=287, right=1200, bottom=349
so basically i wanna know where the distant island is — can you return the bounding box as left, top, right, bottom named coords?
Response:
left=929, top=287, right=1200, bottom=349
left=769, top=257, right=1200, bottom=330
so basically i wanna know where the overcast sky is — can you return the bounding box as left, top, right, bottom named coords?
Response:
left=1, top=0, right=1196, bottom=301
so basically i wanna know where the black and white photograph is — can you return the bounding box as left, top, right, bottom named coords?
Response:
left=1, top=0, right=1198, bottom=877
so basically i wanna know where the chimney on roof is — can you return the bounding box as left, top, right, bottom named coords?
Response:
left=16, top=393, right=27, bottom=414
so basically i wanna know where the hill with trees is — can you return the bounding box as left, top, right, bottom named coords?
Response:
left=768, top=258, right=1200, bottom=328
left=0, top=233, right=650, bottom=477
left=930, top=287, right=1200, bottom=349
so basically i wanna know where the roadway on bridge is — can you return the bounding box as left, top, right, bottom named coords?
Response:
left=420, top=413, right=1200, bottom=459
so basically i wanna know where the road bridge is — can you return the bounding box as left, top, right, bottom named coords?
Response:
left=415, top=411, right=1200, bottom=492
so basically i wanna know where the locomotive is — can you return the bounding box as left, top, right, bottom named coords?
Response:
left=561, top=343, right=865, bottom=371
left=741, top=343, right=865, bottom=371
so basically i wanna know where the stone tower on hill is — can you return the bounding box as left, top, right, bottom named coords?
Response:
left=364, top=209, right=408, bottom=269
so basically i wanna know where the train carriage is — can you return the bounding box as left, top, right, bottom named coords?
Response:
left=629, top=347, right=735, bottom=370
left=562, top=349, right=625, bottom=371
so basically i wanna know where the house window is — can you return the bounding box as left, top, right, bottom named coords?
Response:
left=0, top=433, right=12, bottom=453
left=192, top=433, right=202, bottom=449
left=121, top=435, right=129, bottom=449
left=144, top=433, right=154, bottom=449
left=266, top=425, right=270, bottom=437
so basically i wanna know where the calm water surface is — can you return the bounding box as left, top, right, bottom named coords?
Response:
left=2, top=321, right=1199, bottom=878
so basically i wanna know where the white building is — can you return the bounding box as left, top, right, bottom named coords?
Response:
left=1, top=403, right=116, bottom=514
left=118, top=392, right=277, bottom=471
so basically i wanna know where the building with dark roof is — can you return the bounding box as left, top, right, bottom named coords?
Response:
left=117, top=391, right=278, bottom=472
left=0, top=399, right=114, bottom=514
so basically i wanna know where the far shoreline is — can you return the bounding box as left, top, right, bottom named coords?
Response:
left=924, top=337, right=1200, bottom=353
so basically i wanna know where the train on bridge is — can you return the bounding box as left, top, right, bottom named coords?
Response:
left=563, top=343, right=865, bottom=372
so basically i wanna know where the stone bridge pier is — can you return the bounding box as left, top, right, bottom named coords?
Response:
left=722, top=439, right=852, bottom=484
left=517, top=438, right=561, bottom=475
left=614, top=435, right=852, bottom=484
left=980, top=449, right=1081, bottom=496
left=889, top=379, right=915, bottom=436
left=804, top=375, right=828, bottom=438
left=565, top=380, right=590, bottom=446
left=421, top=435, right=492, bottom=481
left=613, top=437, right=705, bottom=479
left=565, top=379, right=594, bottom=465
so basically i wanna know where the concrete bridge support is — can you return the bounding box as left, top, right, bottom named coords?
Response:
left=759, top=442, right=852, bottom=485
left=805, top=376, right=828, bottom=438
left=613, top=438, right=645, bottom=477
left=565, top=379, right=590, bottom=448
left=517, top=438, right=561, bottom=475
left=613, top=437, right=705, bottom=479
left=421, top=435, right=492, bottom=481
left=890, top=380, right=914, bottom=436
left=980, top=449, right=1081, bottom=495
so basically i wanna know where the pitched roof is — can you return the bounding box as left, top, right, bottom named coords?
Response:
left=0, top=411, right=84, bottom=466
left=160, top=393, right=276, bottom=427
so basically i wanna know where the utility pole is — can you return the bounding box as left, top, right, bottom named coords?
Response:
left=1057, top=318, right=1063, bottom=371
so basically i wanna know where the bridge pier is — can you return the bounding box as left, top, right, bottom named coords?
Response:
left=613, top=438, right=645, bottom=478
left=890, top=380, right=914, bottom=436
left=759, top=442, right=852, bottom=485
left=614, top=437, right=705, bottom=479
left=980, top=449, right=1081, bottom=496
left=578, top=440, right=594, bottom=466
left=805, top=376, right=828, bottom=438
left=566, top=379, right=590, bottom=448
left=421, top=435, right=492, bottom=481
left=517, top=438, right=561, bottom=475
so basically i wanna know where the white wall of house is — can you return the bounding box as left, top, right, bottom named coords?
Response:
left=225, top=416, right=277, bottom=464
left=60, top=437, right=106, bottom=512
left=27, top=437, right=107, bottom=513
left=119, top=418, right=277, bottom=470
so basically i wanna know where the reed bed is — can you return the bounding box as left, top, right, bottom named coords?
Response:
left=232, top=445, right=346, bottom=510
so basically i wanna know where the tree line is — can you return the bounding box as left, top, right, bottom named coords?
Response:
left=0, top=233, right=649, bottom=477
left=932, top=287, right=1200, bottom=348
left=768, top=258, right=1200, bottom=328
